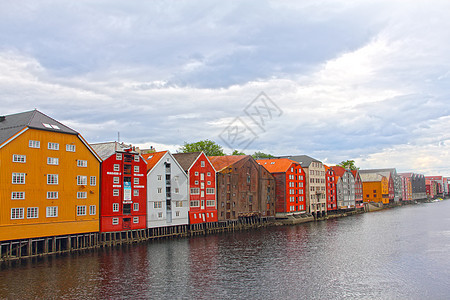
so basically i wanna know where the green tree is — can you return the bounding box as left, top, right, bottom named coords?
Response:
left=231, top=150, right=246, bottom=155
left=178, top=140, right=225, bottom=156
left=252, top=151, right=275, bottom=159
left=339, top=160, right=358, bottom=170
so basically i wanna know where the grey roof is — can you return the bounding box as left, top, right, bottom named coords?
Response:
left=360, top=168, right=397, bottom=175
left=360, top=173, right=385, bottom=182
left=278, top=155, right=321, bottom=168
left=0, top=109, right=78, bottom=145
left=90, top=141, right=138, bottom=160
left=172, top=152, right=202, bottom=172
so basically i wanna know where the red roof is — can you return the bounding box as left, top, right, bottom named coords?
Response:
left=256, top=158, right=297, bottom=173
left=208, top=155, right=247, bottom=172
left=331, top=165, right=347, bottom=178
left=141, top=151, right=167, bottom=172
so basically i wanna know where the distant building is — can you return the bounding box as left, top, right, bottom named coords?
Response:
left=360, top=173, right=389, bottom=204
left=351, top=170, right=364, bottom=209
left=331, top=166, right=356, bottom=210
left=359, top=169, right=401, bottom=202
left=91, top=142, right=147, bottom=232
left=399, top=173, right=413, bottom=202
left=425, top=176, right=445, bottom=198
left=256, top=158, right=306, bottom=218
left=0, top=110, right=101, bottom=241
left=142, top=151, right=189, bottom=228
left=173, top=152, right=217, bottom=224
left=209, top=155, right=276, bottom=221
left=324, top=165, right=337, bottom=212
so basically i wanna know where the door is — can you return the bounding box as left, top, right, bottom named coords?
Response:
left=123, top=218, right=131, bottom=230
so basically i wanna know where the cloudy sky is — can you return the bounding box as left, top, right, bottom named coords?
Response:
left=1, top=0, right=450, bottom=175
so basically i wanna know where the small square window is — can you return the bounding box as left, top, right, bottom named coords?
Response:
left=66, top=144, right=76, bottom=152
left=133, top=217, right=139, bottom=223
left=89, top=205, right=96, bottom=215
left=113, top=203, right=119, bottom=212
left=113, top=189, right=119, bottom=196
left=134, top=178, right=139, bottom=185
left=113, top=177, right=120, bottom=184
left=112, top=218, right=119, bottom=225
left=116, top=153, right=122, bottom=160
left=48, top=142, right=59, bottom=150
left=113, top=164, right=120, bottom=171
left=133, top=203, right=139, bottom=211
left=133, top=189, right=139, bottom=196
left=134, top=166, right=139, bottom=173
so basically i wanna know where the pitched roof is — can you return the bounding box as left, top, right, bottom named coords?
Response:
left=360, top=173, right=385, bottom=182
left=141, top=151, right=168, bottom=172
left=330, top=165, right=347, bottom=177
left=172, top=152, right=202, bottom=172
left=90, top=141, right=139, bottom=160
left=360, top=168, right=397, bottom=176
left=256, top=158, right=297, bottom=173
left=279, top=155, right=321, bottom=168
left=360, top=169, right=392, bottom=181
left=208, top=155, right=247, bottom=172
left=0, top=109, right=78, bottom=145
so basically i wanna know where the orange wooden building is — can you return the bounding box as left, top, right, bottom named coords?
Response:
left=0, top=110, right=101, bottom=241
left=360, top=173, right=389, bottom=204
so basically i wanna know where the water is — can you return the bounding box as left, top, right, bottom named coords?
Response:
left=1, top=201, right=450, bottom=299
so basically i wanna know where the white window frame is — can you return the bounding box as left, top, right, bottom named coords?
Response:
left=116, top=153, right=122, bottom=160
left=113, top=164, right=120, bottom=171
left=29, top=140, right=40, bottom=148
left=134, top=166, right=139, bottom=173
left=134, top=155, right=140, bottom=162
left=48, top=142, right=59, bottom=150
left=157, top=187, right=162, bottom=194
left=66, top=144, right=76, bottom=152
left=113, top=203, right=119, bottom=212
left=11, top=192, right=25, bottom=200
left=46, top=206, right=58, bottom=217
left=206, top=188, right=215, bottom=194
left=133, top=189, right=139, bottom=196
left=89, top=205, right=96, bottom=215
left=77, top=205, right=86, bottom=216
left=113, top=189, right=119, bottom=196
left=112, top=218, right=119, bottom=225
left=201, top=161, right=205, bottom=167
left=133, top=203, right=139, bottom=211
left=90, top=176, right=97, bottom=186
left=27, top=207, right=39, bottom=219
left=133, top=217, right=139, bottom=224
left=206, top=200, right=215, bottom=206
left=47, top=174, right=59, bottom=185
left=77, top=160, right=87, bottom=167
left=113, top=177, right=120, bottom=184
left=12, top=173, right=26, bottom=184
left=190, top=188, right=200, bottom=195
left=47, top=191, right=58, bottom=199
left=133, top=178, right=139, bottom=184
left=154, top=202, right=162, bottom=209
left=77, top=175, right=87, bottom=185
left=13, top=154, right=26, bottom=163
left=158, top=212, right=163, bottom=218
left=190, top=200, right=200, bottom=207
left=77, top=191, right=87, bottom=199
left=11, top=208, right=24, bottom=219
left=47, top=157, right=59, bottom=165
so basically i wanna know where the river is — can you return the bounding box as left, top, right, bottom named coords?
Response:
left=1, top=201, right=450, bottom=299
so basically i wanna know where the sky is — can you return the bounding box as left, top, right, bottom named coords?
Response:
left=1, top=0, right=450, bottom=175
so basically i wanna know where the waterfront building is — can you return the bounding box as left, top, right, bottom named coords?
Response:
left=399, top=173, right=413, bottom=202
left=91, top=142, right=147, bottom=232
left=330, top=166, right=356, bottom=210
left=444, top=178, right=449, bottom=197
left=256, top=158, right=306, bottom=218
left=411, top=173, right=427, bottom=200
left=209, top=155, right=276, bottom=221
left=172, top=152, right=217, bottom=224
left=324, top=166, right=337, bottom=212
left=0, top=110, right=101, bottom=241
left=359, top=169, right=400, bottom=202
left=425, top=176, right=445, bottom=198
left=351, top=170, right=364, bottom=209
left=426, top=180, right=437, bottom=199
left=142, top=151, right=189, bottom=228
left=360, top=173, right=389, bottom=204
left=279, top=155, right=327, bottom=217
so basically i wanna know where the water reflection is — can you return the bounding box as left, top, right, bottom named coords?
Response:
left=1, top=202, right=450, bottom=299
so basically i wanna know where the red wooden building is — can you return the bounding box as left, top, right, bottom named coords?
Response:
left=91, top=142, right=147, bottom=232
left=324, top=165, right=337, bottom=212
left=352, top=170, right=364, bottom=209
left=173, top=152, right=217, bottom=224
left=256, top=158, right=306, bottom=217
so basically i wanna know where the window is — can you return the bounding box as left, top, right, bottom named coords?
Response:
left=134, top=166, right=139, bottom=173
left=133, top=203, right=139, bottom=211
left=11, top=192, right=25, bottom=200
left=201, top=161, right=205, bottom=167
left=195, top=172, right=199, bottom=176
left=200, top=173, right=204, bottom=180
left=112, top=218, right=119, bottom=225
left=11, top=208, right=24, bottom=219
left=176, top=201, right=183, bottom=207
left=29, top=140, right=40, bottom=148
left=47, top=157, right=59, bottom=165
left=190, top=188, right=200, bottom=195
left=46, top=206, right=58, bottom=217
left=176, top=211, right=180, bottom=217
left=76, top=175, right=87, bottom=185
left=174, top=188, right=179, bottom=194
left=13, top=154, right=26, bottom=163
left=158, top=212, right=163, bottom=218
left=134, top=155, right=140, bottom=162
left=47, top=191, right=58, bottom=199
left=77, top=192, right=87, bottom=199
left=133, top=217, right=139, bottom=223
left=154, top=202, right=162, bottom=208
left=66, top=144, right=76, bottom=152
left=113, top=177, right=120, bottom=184
left=157, top=175, right=162, bottom=180
left=113, top=203, right=119, bottom=212
left=12, top=173, right=25, bottom=184
left=207, top=172, right=211, bottom=176
left=206, top=200, right=215, bottom=206
left=133, top=189, right=139, bottom=196
left=27, top=207, right=38, bottom=219
left=207, top=181, right=211, bottom=185
left=116, top=153, right=122, bottom=160
left=77, top=206, right=86, bottom=216
left=77, top=160, right=87, bottom=167
left=47, top=174, right=58, bottom=185
left=90, top=176, right=96, bottom=186
left=113, top=164, right=120, bottom=172
left=206, top=188, right=215, bottom=194
left=48, top=142, right=59, bottom=150
left=157, top=187, right=162, bottom=194
left=113, top=189, right=119, bottom=196
left=89, top=205, right=96, bottom=215
left=190, top=200, right=200, bottom=207
left=133, top=178, right=139, bottom=185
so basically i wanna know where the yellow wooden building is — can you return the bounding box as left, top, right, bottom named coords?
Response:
left=0, top=110, right=101, bottom=241
left=360, top=173, right=390, bottom=204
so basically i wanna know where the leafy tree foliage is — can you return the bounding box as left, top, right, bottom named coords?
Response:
left=252, top=151, right=275, bottom=159
left=178, top=140, right=225, bottom=156
left=339, top=159, right=359, bottom=170
left=231, top=150, right=246, bottom=155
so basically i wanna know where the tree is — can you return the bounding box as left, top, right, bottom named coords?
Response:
left=252, top=151, right=275, bottom=160
left=178, top=140, right=225, bottom=156
left=231, top=150, right=246, bottom=155
left=339, top=160, right=359, bottom=170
